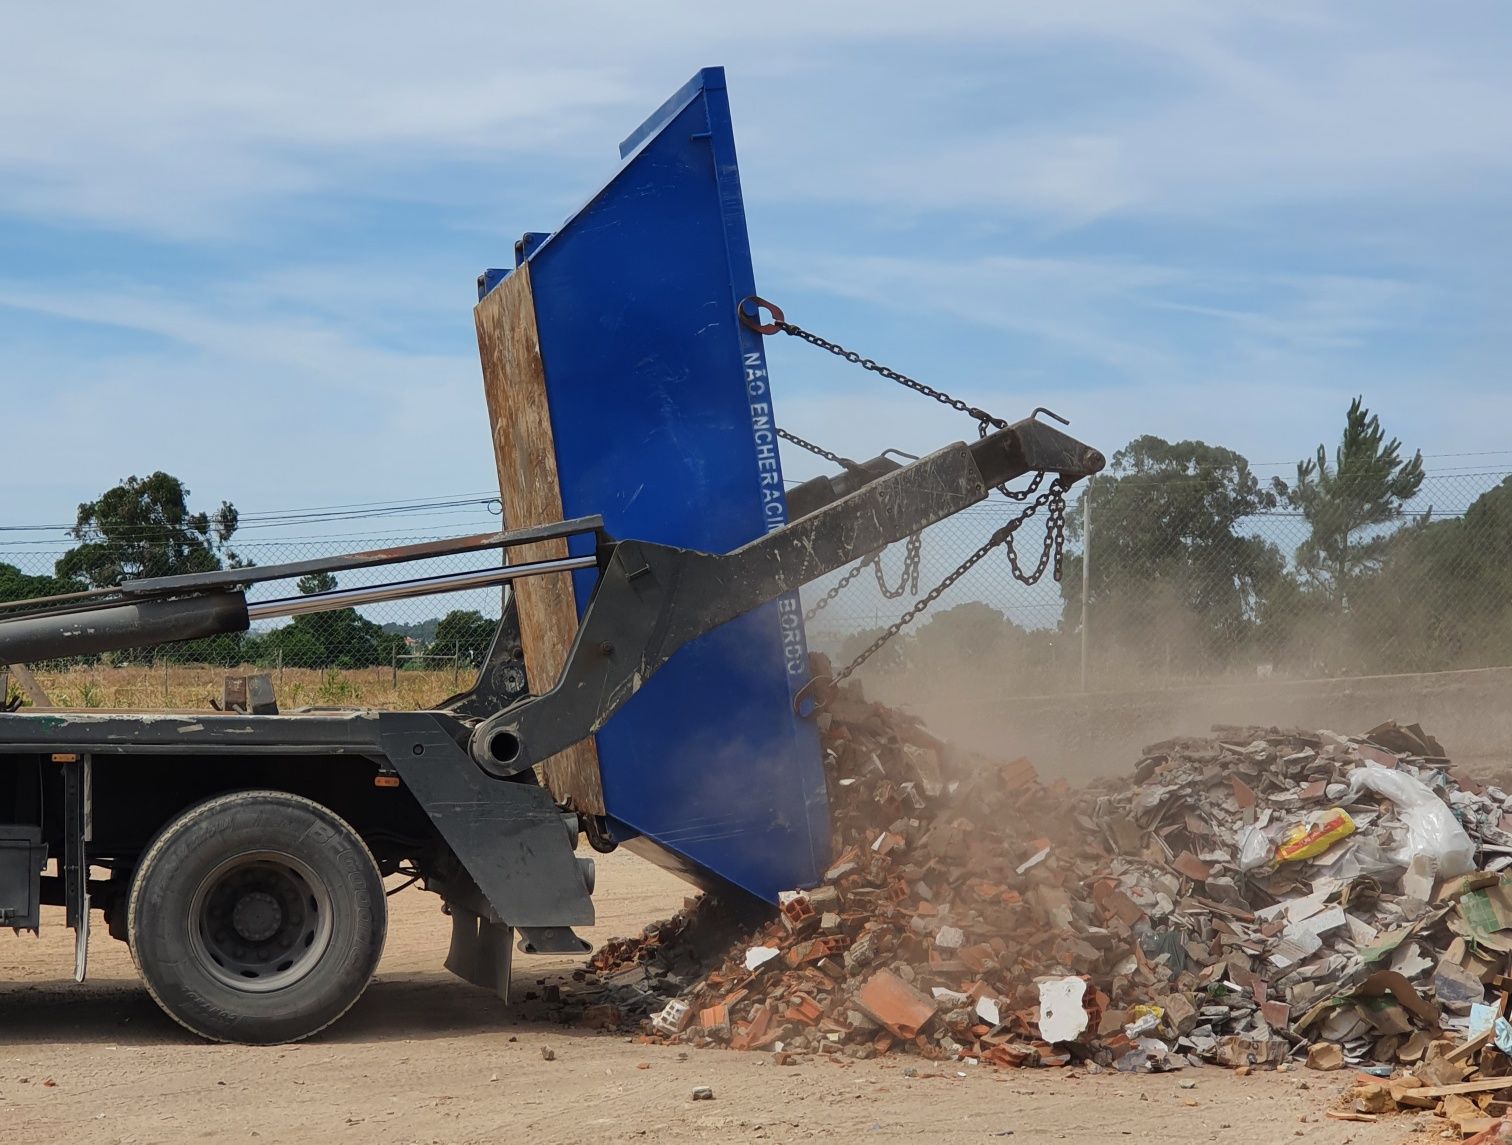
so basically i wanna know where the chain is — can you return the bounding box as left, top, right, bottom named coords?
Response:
left=1003, top=479, right=1068, bottom=585
left=828, top=480, right=1068, bottom=686
left=777, top=427, right=855, bottom=470
left=875, top=531, right=923, bottom=598
left=997, top=469, right=1045, bottom=503
left=763, top=308, right=1045, bottom=499
left=773, top=320, right=1008, bottom=437
left=804, top=531, right=921, bottom=623
left=803, top=558, right=870, bottom=623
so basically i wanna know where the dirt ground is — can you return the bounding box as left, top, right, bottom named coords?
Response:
left=0, top=849, right=1429, bottom=1145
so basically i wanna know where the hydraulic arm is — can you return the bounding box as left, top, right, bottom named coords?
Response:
left=0, top=417, right=1102, bottom=740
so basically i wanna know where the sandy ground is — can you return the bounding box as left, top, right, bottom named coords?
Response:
left=0, top=850, right=1429, bottom=1145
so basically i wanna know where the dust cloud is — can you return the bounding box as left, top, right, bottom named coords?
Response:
left=836, top=645, right=1512, bottom=785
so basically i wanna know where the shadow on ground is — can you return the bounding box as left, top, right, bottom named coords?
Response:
left=0, top=970, right=600, bottom=1047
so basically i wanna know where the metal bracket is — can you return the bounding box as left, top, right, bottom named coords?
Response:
left=516, top=926, right=591, bottom=955
left=381, top=715, right=594, bottom=928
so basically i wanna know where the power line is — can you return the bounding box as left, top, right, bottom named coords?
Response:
left=0, top=491, right=505, bottom=534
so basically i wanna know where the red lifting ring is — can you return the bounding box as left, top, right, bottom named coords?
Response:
left=738, top=295, right=785, bottom=336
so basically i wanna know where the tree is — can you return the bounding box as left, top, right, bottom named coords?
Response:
left=246, top=571, right=406, bottom=669
left=900, top=601, right=1050, bottom=675
left=0, top=563, right=81, bottom=603
left=1344, top=476, right=1512, bottom=671
left=1061, top=436, right=1286, bottom=674
left=831, top=625, right=906, bottom=677
left=1277, top=397, right=1424, bottom=604
left=55, top=472, right=239, bottom=588
left=429, top=610, right=497, bottom=668
left=297, top=571, right=337, bottom=596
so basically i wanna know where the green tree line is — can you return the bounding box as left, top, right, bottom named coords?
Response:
left=836, top=398, right=1510, bottom=684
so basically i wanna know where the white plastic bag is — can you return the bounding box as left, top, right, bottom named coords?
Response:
left=1237, top=824, right=1274, bottom=872
left=1347, top=763, right=1476, bottom=878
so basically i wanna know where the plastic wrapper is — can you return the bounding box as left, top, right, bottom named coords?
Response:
left=1237, top=824, right=1274, bottom=872
left=1347, top=763, right=1476, bottom=878
left=1276, top=807, right=1355, bottom=862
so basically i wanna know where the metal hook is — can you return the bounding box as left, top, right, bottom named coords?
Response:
left=1030, top=407, right=1070, bottom=426
left=792, top=674, right=837, bottom=718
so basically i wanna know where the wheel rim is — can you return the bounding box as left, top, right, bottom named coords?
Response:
left=187, top=851, right=335, bottom=993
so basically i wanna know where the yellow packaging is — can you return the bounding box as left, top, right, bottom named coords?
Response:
left=1275, top=808, right=1355, bottom=862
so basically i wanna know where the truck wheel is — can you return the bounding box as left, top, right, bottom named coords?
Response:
left=128, top=790, right=387, bottom=1044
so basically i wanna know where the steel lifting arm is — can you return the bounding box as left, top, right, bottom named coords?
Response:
left=467, top=416, right=1104, bottom=776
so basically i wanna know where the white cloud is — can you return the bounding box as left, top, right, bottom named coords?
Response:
left=0, top=279, right=495, bottom=527
left=774, top=250, right=1428, bottom=380
left=2, top=0, right=1508, bottom=539
left=2, top=2, right=1507, bottom=235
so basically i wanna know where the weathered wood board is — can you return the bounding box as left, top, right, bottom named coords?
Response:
left=475, top=262, right=604, bottom=814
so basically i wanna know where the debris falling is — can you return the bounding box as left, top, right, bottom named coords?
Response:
left=582, top=666, right=1512, bottom=1092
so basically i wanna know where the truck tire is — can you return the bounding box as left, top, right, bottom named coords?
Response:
left=127, top=790, right=387, bottom=1044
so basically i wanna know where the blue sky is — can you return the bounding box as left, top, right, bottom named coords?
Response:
left=3, top=1, right=1510, bottom=549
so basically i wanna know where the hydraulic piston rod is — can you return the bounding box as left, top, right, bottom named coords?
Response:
left=246, top=555, right=597, bottom=620
left=0, top=554, right=598, bottom=665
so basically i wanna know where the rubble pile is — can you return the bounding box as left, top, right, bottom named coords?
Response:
left=585, top=672, right=1512, bottom=1098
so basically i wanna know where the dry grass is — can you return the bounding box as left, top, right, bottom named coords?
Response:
left=17, top=664, right=467, bottom=711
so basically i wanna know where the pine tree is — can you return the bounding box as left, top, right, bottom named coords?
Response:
left=1280, top=397, right=1425, bottom=604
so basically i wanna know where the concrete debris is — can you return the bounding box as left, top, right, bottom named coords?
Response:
left=1037, top=977, right=1088, bottom=1044
left=579, top=675, right=1512, bottom=1095
left=745, top=946, right=782, bottom=972
left=1306, top=1043, right=1344, bottom=1071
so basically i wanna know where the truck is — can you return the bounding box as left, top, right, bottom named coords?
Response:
left=0, top=69, right=1104, bottom=1045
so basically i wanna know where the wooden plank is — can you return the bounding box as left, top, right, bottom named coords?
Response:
left=1396, top=1076, right=1512, bottom=1099
left=1446, top=1029, right=1495, bottom=1064
left=8, top=663, right=52, bottom=708
left=475, top=263, right=605, bottom=815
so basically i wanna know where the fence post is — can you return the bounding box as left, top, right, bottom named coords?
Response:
left=1080, top=478, right=1092, bottom=693
left=391, top=644, right=399, bottom=688
left=162, top=657, right=170, bottom=705
left=277, top=648, right=284, bottom=688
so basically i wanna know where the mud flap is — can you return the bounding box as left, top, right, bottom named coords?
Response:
left=63, top=756, right=91, bottom=982
left=444, top=907, right=514, bottom=1001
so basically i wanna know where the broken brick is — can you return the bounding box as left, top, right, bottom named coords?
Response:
left=855, top=969, right=938, bottom=1040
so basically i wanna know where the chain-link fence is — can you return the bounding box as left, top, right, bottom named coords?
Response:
left=5, top=468, right=1510, bottom=711
left=0, top=534, right=512, bottom=711
left=803, top=468, right=1512, bottom=698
